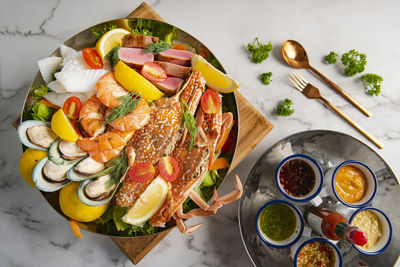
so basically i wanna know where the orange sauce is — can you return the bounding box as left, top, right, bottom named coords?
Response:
left=334, top=165, right=367, bottom=203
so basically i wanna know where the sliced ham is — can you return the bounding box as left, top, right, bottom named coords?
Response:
left=155, top=49, right=194, bottom=66
left=122, top=33, right=159, bottom=48
left=154, top=61, right=191, bottom=78
left=153, top=76, right=184, bottom=95
left=118, top=47, right=154, bottom=68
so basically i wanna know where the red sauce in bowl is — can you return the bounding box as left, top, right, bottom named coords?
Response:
left=279, top=159, right=315, bottom=197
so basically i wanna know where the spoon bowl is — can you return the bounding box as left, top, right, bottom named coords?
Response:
left=281, top=40, right=310, bottom=69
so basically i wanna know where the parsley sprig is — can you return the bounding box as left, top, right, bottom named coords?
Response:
left=325, top=51, right=338, bottom=64
left=341, top=49, right=367, bottom=77
left=247, top=38, right=272, bottom=63
left=144, top=41, right=171, bottom=55
left=260, top=72, right=273, bottom=85
left=181, top=100, right=198, bottom=150
left=105, top=93, right=141, bottom=124
left=361, top=74, right=383, bottom=96
left=276, top=98, right=295, bottom=116
left=91, top=24, right=117, bottom=41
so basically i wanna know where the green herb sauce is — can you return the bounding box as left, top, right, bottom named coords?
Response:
left=259, top=203, right=296, bottom=241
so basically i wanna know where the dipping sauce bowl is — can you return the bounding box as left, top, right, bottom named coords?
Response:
left=325, top=160, right=377, bottom=208
left=276, top=154, right=323, bottom=203
left=255, top=200, right=304, bottom=249
left=349, top=207, right=392, bottom=255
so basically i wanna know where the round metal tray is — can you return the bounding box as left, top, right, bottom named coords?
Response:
left=238, top=130, right=399, bottom=266
left=20, top=18, right=239, bottom=237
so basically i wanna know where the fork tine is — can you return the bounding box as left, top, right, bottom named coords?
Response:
left=293, top=71, right=308, bottom=86
left=288, top=76, right=303, bottom=91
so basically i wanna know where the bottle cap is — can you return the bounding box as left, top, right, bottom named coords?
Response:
left=349, top=228, right=368, bottom=246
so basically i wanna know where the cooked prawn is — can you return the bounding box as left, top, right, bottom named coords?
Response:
left=107, top=98, right=151, bottom=132
left=96, top=72, right=128, bottom=108
left=79, top=94, right=106, bottom=137
left=76, top=129, right=134, bottom=162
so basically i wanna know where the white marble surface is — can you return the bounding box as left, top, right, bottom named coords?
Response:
left=1, top=0, right=400, bottom=266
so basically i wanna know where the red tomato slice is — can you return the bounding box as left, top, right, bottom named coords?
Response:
left=141, top=62, right=167, bottom=83
left=82, top=48, right=103, bottom=69
left=158, top=156, right=180, bottom=182
left=63, top=96, right=82, bottom=120
left=201, top=89, right=221, bottom=114
left=128, top=162, right=155, bottom=183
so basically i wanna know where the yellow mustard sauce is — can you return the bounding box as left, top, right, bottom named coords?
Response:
left=352, top=210, right=383, bottom=249
left=334, top=165, right=367, bottom=203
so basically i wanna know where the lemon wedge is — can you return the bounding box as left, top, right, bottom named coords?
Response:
left=95, top=28, right=131, bottom=59
left=191, top=54, right=240, bottom=93
left=51, top=109, right=79, bottom=142
left=122, top=176, right=170, bottom=226
left=114, top=60, right=164, bottom=100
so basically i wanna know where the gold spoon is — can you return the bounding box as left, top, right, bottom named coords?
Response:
left=281, top=40, right=372, bottom=117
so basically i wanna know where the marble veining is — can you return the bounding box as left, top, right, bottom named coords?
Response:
left=1, top=0, right=400, bottom=266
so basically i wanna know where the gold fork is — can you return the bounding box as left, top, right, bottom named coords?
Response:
left=289, top=71, right=384, bottom=149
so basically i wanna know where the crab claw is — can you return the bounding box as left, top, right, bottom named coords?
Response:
left=173, top=214, right=203, bottom=234
left=207, top=173, right=243, bottom=213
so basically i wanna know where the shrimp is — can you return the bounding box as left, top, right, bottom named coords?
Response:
left=79, top=94, right=106, bottom=137
left=107, top=98, right=151, bottom=132
left=76, top=129, right=134, bottom=162
left=96, top=72, right=128, bottom=108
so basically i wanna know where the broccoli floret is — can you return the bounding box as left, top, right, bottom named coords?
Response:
left=341, top=49, right=367, bottom=77
left=260, top=72, right=273, bottom=85
left=325, top=51, right=338, bottom=64
left=276, top=98, right=294, bottom=116
left=361, top=74, right=383, bottom=96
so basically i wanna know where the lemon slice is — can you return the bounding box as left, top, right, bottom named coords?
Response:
left=95, top=28, right=131, bottom=59
left=122, top=176, right=170, bottom=226
left=51, top=109, right=79, bottom=142
left=114, top=60, right=165, bottom=100
left=191, top=54, right=240, bottom=93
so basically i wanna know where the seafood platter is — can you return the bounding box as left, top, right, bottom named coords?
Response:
left=239, top=130, right=399, bottom=266
left=17, top=18, right=243, bottom=237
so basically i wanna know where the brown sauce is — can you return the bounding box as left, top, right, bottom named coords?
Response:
left=279, top=159, right=315, bottom=197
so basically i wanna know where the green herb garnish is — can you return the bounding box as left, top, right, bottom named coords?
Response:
left=247, top=38, right=272, bottom=63
left=105, top=93, right=141, bottom=124
left=341, top=49, right=367, bottom=77
left=91, top=24, right=117, bottom=41
left=32, top=85, right=49, bottom=100
left=144, top=41, right=172, bottom=55
left=31, top=102, right=54, bottom=121
left=181, top=100, right=198, bottom=151
left=106, top=149, right=129, bottom=188
left=132, top=27, right=152, bottom=36
left=260, top=72, right=273, bottom=85
left=105, top=45, right=120, bottom=69
left=276, top=98, right=294, bottom=116
left=361, top=73, right=383, bottom=96
left=325, top=51, right=338, bottom=64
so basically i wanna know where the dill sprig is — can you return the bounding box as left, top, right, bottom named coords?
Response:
left=181, top=100, right=198, bottom=150
left=105, top=45, right=120, bottom=69
left=105, top=93, right=141, bottom=124
left=91, top=24, right=117, bottom=41
left=106, top=150, right=128, bottom=188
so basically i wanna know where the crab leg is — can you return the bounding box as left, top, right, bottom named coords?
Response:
left=173, top=214, right=203, bottom=234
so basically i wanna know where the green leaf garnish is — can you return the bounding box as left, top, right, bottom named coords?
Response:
left=31, top=102, right=55, bottom=122
left=260, top=72, right=272, bottom=85
left=91, top=24, right=117, bottom=41
left=181, top=100, right=198, bottom=151
left=105, top=45, right=120, bottom=69
left=32, top=85, right=49, bottom=100
left=106, top=149, right=129, bottom=189
left=341, top=49, right=367, bottom=77
left=325, top=51, right=338, bottom=64
left=247, top=38, right=272, bottom=63
left=361, top=73, right=383, bottom=96
left=105, top=93, right=141, bottom=124
left=276, top=98, right=294, bottom=116
left=144, top=41, right=172, bottom=55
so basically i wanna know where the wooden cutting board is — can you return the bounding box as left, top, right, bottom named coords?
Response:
left=109, top=2, right=274, bottom=264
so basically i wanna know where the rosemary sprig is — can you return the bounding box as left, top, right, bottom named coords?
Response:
left=144, top=41, right=171, bottom=55
left=181, top=100, right=198, bottom=150
left=105, top=93, right=141, bottom=124
left=105, top=45, right=120, bottom=69
left=106, top=150, right=128, bottom=188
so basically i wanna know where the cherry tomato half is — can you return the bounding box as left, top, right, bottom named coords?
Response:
left=141, top=62, right=167, bottom=83
left=201, top=89, right=221, bottom=114
left=82, top=48, right=103, bottom=69
left=158, top=156, right=180, bottom=182
left=128, top=162, right=155, bottom=183
left=63, top=96, right=82, bottom=120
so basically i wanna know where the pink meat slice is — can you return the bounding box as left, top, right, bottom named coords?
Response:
left=154, top=61, right=191, bottom=78
left=118, top=47, right=154, bottom=68
left=153, top=76, right=184, bottom=95
left=122, top=34, right=159, bottom=48
left=155, top=49, right=194, bottom=66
